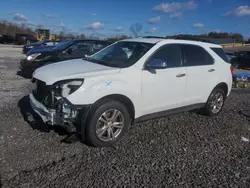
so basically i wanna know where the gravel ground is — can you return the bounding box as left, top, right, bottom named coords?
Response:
left=1, top=46, right=250, bottom=188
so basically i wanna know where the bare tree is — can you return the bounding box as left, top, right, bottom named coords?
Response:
left=130, top=23, right=142, bottom=38
left=88, top=33, right=100, bottom=40
left=0, top=20, right=36, bottom=37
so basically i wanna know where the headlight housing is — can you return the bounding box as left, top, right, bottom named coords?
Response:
left=53, top=79, right=84, bottom=98
left=27, top=53, right=41, bottom=61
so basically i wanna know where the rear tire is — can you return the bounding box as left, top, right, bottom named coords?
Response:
left=83, top=99, right=131, bottom=147
left=201, top=88, right=226, bottom=116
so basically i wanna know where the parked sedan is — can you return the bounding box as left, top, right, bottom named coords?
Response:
left=19, top=39, right=111, bottom=77
left=26, top=39, right=69, bottom=56
left=22, top=39, right=62, bottom=54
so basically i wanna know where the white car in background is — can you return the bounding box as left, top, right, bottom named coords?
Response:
left=29, top=37, right=233, bottom=147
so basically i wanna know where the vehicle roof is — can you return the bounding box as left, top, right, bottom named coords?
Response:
left=121, top=37, right=221, bottom=47
left=122, top=38, right=163, bottom=44
left=69, top=39, right=111, bottom=43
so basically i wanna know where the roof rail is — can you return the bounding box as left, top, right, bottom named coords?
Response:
left=142, top=36, right=167, bottom=39
left=142, top=36, right=216, bottom=44
left=173, top=36, right=215, bottom=44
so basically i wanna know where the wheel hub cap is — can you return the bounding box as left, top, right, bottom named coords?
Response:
left=96, top=109, right=124, bottom=142
left=211, top=93, right=224, bottom=114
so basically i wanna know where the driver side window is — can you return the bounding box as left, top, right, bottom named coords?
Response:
left=69, top=41, right=92, bottom=56
left=148, top=44, right=182, bottom=68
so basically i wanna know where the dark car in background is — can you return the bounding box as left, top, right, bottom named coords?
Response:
left=22, top=39, right=62, bottom=54
left=227, top=51, right=250, bottom=69
left=26, top=39, right=69, bottom=56
left=235, top=51, right=250, bottom=69
left=19, top=39, right=112, bottom=77
left=0, top=35, right=14, bottom=44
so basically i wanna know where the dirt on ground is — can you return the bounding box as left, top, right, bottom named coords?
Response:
left=223, top=46, right=250, bottom=53
left=0, top=45, right=250, bottom=188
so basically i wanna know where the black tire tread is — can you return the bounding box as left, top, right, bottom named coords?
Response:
left=201, top=88, right=226, bottom=116
left=83, top=98, right=130, bottom=147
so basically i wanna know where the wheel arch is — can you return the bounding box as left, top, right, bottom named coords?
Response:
left=205, top=82, right=229, bottom=104
left=214, top=82, right=228, bottom=96
left=94, top=94, right=136, bottom=122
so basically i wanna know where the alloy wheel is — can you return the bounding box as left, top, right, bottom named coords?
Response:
left=96, top=109, right=124, bottom=141
left=211, top=93, right=224, bottom=114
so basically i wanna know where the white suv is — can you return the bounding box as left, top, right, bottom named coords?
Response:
left=29, top=37, right=233, bottom=147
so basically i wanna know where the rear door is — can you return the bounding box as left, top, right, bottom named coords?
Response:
left=181, top=44, right=217, bottom=105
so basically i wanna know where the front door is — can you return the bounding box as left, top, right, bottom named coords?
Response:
left=59, top=41, right=93, bottom=61
left=141, top=43, right=187, bottom=115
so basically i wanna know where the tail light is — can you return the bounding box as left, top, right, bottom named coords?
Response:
left=230, top=66, right=234, bottom=75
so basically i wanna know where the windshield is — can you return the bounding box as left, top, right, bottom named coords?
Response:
left=52, top=40, right=75, bottom=50
left=87, top=41, right=154, bottom=68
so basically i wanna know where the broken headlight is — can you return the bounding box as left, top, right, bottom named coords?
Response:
left=53, top=79, right=84, bottom=98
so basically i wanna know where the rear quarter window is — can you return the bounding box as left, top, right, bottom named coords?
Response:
left=210, top=47, right=230, bottom=63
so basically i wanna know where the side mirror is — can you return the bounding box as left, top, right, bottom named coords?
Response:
left=67, top=48, right=73, bottom=55
left=145, top=59, right=168, bottom=69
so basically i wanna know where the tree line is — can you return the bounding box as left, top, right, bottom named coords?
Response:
left=0, top=20, right=249, bottom=43
left=166, top=32, right=245, bottom=43
left=0, top=20, right=36, bottom=37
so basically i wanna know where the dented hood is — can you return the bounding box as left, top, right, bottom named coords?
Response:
left=33, top=58, right=120, bottom=85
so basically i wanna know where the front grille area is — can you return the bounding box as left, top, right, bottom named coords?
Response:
left=33, top=79, right=53, bottom=107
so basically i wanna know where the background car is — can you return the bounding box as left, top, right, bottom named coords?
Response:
left=19, top=39, right=112, bottom=77
left=229, top=51, right=250, bottom=69
left=0, top=35, right=14, bottom=44
left=26, top=39, right=69, bottom=56
left=22, top=39, right=62, bottom=54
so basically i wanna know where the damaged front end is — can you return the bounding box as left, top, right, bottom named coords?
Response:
left=29, top=78, right=87, bottom=130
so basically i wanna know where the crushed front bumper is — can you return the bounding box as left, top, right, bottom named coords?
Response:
left=29, top=91, right=81, bottom=127
left=29, top=87, right=91, bottom=134
left=29, top=92, right=57, bottom=125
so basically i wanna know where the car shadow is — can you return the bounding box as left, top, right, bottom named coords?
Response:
left=18, top=95, right=81, bottom=144
left=16, top=70, right=32, bottom=79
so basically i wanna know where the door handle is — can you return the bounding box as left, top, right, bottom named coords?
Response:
left=208, top=69, right=215, bottom=72
left=176, top=73, right=186, bottom=77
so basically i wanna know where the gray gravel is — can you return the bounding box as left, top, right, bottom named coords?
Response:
left=1, top=47, right=250, bottom=188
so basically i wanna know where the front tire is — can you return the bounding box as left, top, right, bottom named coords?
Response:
left=83, top=99, right=131, bottom=147
left=201, top=88, right=226, bottom=116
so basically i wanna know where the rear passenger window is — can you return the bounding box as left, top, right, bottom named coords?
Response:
left=46, top=42, right=54, bottom=45
left=210, top=47, right=230, bottom=63
left=182, top=44, right=214, bottom=66
left=148, top=44, right=182, bottom=68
